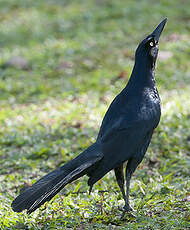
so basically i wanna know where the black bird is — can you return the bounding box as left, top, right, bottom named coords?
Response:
left=12, top=19, right=167, bottom=214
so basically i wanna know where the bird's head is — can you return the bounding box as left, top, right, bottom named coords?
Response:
left=135, top=18, right=167, bottom=68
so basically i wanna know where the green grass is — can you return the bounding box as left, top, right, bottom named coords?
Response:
left=0, top=0, right=190, bottom=229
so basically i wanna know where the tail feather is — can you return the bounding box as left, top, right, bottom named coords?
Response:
left=11, top=143, right=102, bottom=213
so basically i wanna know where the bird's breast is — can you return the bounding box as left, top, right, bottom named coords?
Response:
left=139, top=92, right=161, bottom=128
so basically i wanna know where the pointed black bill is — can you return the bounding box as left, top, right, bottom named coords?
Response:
left=151, top=18, right=167, bottom=42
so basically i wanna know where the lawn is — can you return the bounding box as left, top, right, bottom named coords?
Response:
left=0, top=0, right=190, bottom=229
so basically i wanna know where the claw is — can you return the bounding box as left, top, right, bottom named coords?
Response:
left=118, top=204, right=133, bottom=212
left=118, top=204, right=134, bottom=219
left=123, top=204, right=133, bottom=212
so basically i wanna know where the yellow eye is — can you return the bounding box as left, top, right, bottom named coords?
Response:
left=149, top=41, right=154, bottom=47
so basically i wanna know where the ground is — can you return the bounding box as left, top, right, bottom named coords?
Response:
left=0, top=0, right=190, bottom=229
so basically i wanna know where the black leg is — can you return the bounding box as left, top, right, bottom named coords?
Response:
left=123, top=171, right=133, bottom=212
left=122, top=158, right=143, bottom=214
left=114, top=164, right=125, bottom=200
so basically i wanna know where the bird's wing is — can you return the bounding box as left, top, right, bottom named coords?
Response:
left=98, top=98, right=160, bottom=144
left=101, top=116, right=149, bottom=144
left=87, top=118, right=154, bottom=186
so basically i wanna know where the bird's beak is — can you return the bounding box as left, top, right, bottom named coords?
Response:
left=151, top=18, right=167, bottom=42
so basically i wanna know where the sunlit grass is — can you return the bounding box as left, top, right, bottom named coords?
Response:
left=0, top=0, right=190, bottom=229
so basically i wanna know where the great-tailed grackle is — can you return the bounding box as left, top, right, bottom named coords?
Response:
left=12, top=19, right=167, bottom=214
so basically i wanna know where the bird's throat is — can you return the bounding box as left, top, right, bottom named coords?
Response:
left=128, top=60, right=156, bottom=90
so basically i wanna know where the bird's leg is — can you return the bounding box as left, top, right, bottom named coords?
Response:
left=122, top=158, right=142, bottom=214
left=114, top=164, right=133, bottom=214
left=114, top=165, right=125, bottom=201
left=123, top=172, right=133, bottom=212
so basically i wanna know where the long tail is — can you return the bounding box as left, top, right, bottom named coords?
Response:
left=11, top=143, right=103, bottom=214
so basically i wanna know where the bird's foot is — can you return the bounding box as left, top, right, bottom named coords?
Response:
left=123, top=204, right=133, bottom=212
left=118, top=204, right=134, bottom=219
left=118, top=204, right=133, bottom=212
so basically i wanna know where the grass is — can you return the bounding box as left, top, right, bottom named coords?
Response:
left=0, top=0, right=190, bottom=229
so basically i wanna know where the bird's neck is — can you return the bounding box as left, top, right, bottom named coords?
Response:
left=127, top=58, right=156, bottom=90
